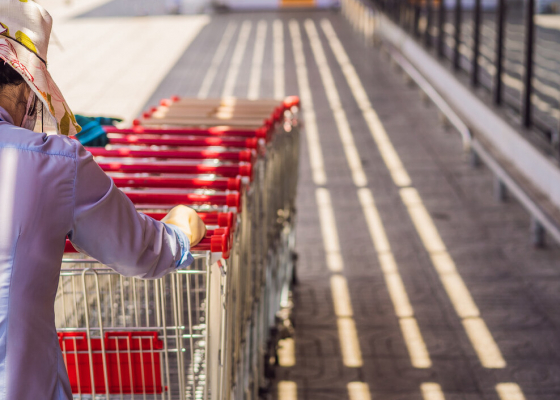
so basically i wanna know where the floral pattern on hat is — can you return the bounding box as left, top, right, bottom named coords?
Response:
left=0, top=1, right=81, bottom=135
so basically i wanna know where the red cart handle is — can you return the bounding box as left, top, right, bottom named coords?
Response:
left=98, top=162, right=252, bottom=179
left=124, top=192, right=240, bottom=209
left=283, top=96, right=300, bottom=109
left=89, top=148, right=254, bottom=163
left=65, top=234, right=230, bottom=258
left=111, top=125, right=269, bottom=140
left=143, top=211, right=235, bottom=230
left=107, top=134, right=259, bottom=149
left=111, top=176, right=241, bottom=191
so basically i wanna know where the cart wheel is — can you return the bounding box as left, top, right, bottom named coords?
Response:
left=291, top=252, right=298, bottom=286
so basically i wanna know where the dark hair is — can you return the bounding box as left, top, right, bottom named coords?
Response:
left=0, top=60, right=24, bottom=88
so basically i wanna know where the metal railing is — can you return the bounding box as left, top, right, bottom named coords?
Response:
left=342, top=0, right=560, bottom=247
left=374, top=0, right=560, bottom=157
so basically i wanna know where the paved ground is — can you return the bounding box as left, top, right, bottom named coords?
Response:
left=52, top=4, right=560, bottom=399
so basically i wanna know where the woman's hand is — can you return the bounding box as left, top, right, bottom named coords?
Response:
left=162, top=205, right=206, bottom=247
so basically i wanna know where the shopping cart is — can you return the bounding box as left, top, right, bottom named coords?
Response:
left=125, top=96, right=300, bottom=400
left=59, top=149, right=237, bottom=399
left=56, top=96, right=300, bottom=400
left=59, top=236, right=230, bottom=400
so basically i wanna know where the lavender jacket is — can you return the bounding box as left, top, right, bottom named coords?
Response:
left=0, top=107, right=192, bottom=400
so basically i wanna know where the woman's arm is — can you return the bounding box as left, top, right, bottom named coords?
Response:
left=67, top=141, right=200, bottom=279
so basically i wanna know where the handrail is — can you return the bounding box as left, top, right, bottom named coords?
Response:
left=341, top=0, right=560, bottom=246
left=389, top=50, right=472, bottom=151
left=470, top=140, right=560, bottom=245
left=379, top=23, right=560, bottom=247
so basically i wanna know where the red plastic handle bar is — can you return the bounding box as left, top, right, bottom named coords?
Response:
left=124, top=192, right=240, bottom=208
left=65, top=227, right=226, bottom=252
left=212, top=227, right=231, bottom=237
left=107, top=125, right=268, bottom=139
left=205, top=227, right=231, bottom=239
left=63, top=212, right=235, bottom=252
left=283, top=96, right=300, bottom=109
left=107, top=134, right=259, bottom=149
left=143, top=211, right=235, bottom=230
left=111, top=176, right=241, bottom=191
left=210, top=234, right=230, bottom=258
left=65, top=234, right=230, bottom=257
left=98, top=162, right=252, bottom=179
left=89, top=148, right=254, bottom=163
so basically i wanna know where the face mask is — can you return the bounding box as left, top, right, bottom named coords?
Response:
left=20, top=91, right=38, bottom=131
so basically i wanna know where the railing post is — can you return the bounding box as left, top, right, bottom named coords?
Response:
left=532, top=218, right=546, bottom=247
left=408, top=2, right=414, bottom=33
left=471, top=0, right=481, bottom=86
left=402, top=0, right=407, bottom=29
left=453, top=0, right=462, bottom=70
left=522, top=0, right=535, bottom=128
left=470, top=148, right=481, bottom=168
left=494, top=177, right=507, bottom=202
left=414, top=2, right=421, bottom=37
left=493, top=0, right=506, bottom=105
left=425, top=0, right=433, bottom=47
left=437, top=0, right=446, bottom=57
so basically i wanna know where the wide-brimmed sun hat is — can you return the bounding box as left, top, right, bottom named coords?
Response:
left=0, top=0, right=80, bottom=135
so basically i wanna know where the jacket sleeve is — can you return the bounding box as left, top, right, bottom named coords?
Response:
left=67, top=141, right=193, bottom=279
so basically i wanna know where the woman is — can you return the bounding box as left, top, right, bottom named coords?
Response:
left=0, top=1, right=206, bottom=399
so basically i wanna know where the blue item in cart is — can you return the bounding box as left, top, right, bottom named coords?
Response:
left=74, top=115, right=122, bottom=147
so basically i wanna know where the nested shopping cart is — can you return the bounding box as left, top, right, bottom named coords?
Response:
left=124, top=96, right=300, bottom=400
left=56, top=96, right=300, bottom=400
left=130, top=95, right=299, bottom=400
left=60, top=231, right=230, bottom=400
left=60, top=146, right=242, bottom=400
